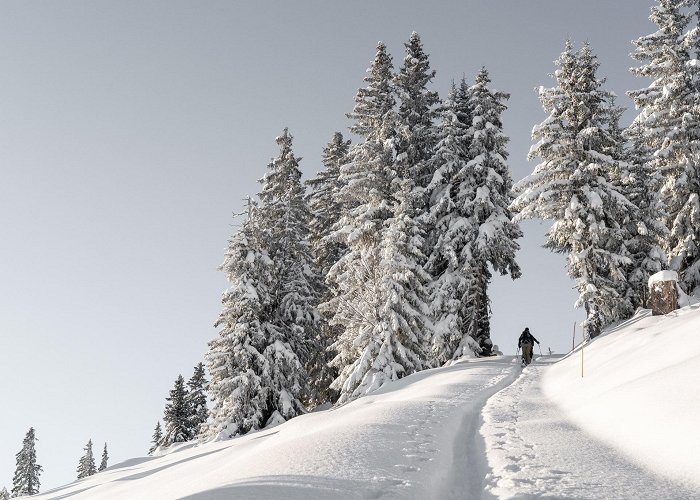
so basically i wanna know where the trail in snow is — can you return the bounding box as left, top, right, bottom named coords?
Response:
left=30, top=351, right=699, bottom=500
left=481, top=357, right=700, bottom=499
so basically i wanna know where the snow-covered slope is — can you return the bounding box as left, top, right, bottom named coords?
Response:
left=30, top=307, right=700, bottom=499
left=543, top=306, right=700, bottom=488
left=32, top=359, right=518, bottom=500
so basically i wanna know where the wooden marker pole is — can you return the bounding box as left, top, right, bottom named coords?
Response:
left=581, top=321, right=585, bottom=378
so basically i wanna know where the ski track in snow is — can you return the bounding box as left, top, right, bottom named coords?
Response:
left=481, top=359, right=700, bottom=500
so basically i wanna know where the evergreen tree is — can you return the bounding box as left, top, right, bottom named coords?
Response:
left=622, top=120, right=668, bottom=308
left=76, top=439, right=97, bottom=480
left=255, top=128, right=317, bottom=422
left=462, top=68, right=522, bottom=354
left=162, top=375, right=192, bottom=446
left=425, top=82, right=478, bottom=365
left=305, top=132, right=351, bottom=404
left=202, top=201, right=274, bottom=440
left=323, top=42, right=405, bottom=403
left=629, top=0, right=700, bottom=293
left=185, top=362, right=208, bottom=436
left=148, top=421, right=163, bottom=455
left=512, top=41, right=635, bottom=338
left=378, top=179, right=431, bottom=369
left=307, top=132, right=351, bottom=276
left=0, top=487, right=9, bottom=500
left=394, top=31, right=440, bottom=187
left=11, top=427, right=42, bottom=497
left=98, top=443, right=109, bottom=472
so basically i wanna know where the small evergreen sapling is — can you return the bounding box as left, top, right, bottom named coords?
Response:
left=186, top=362, right=208, bottom=436
left=11, top=427, right=42, bottom=497
left=76, top=439, right=97, bottom=479
left=0, top=487, right=9, bottom=500
left=99, top=443, right=109, bottom=472
left=162, top=375, right=192, bottom=446
left=148, top=421, right=163, bottom=455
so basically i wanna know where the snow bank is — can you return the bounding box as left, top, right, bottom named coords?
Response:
left=542, top=306, right=700, bottom=488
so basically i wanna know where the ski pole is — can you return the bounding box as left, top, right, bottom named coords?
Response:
left=538, top=343, right=543, bottom=356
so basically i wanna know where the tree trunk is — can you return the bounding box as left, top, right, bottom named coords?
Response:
left=649, top=280, right=678, bottom=316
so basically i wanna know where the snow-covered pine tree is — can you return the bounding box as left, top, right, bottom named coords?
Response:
left=0, top=486, right=8, bottom=500
left=185, top=362, right=208, bottom=436
left=622, top=120, right=668, bottom=308
left=377, top=178, right=431, bottom=372
left=148, top=421, right=163, bottom=455
left=394, top=31, right=440, bottom=188
left=304, top=132, right=351, bottom=404
left=323, top=42, right=410, bottom=403
left=98, top=443, right=108, bottom=472
left=162, top=375, right=192, bottom=446
left=255, top=128, right=317, bottom=423
left=307, top=132, right=351, bottom=276
left=459, top=68, right=522, bottom=354
left=202, top=201, right=273, bottom=440
left=425, top=81, right=478, bottom=365
left=12, top=427, right=42, bottom=497
left=629, top=0, right=700, bottom=293
left=512, top=41, right=635, bottom=338
left=76, top=439, right=97, bottom=479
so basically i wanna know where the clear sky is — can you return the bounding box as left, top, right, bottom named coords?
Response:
left=0, top=0, right=654, bottom=491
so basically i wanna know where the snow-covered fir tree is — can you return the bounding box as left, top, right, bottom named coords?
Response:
left=426, top=79, right=484, bottom=364
left=378, top=178, right=431, bottom=371
left=512, top=41, right=635, bottom=338
left=460, top=68, right=522, bottom=354
left=76, top=439, right=97, bottom=480
left=307, top=132, right=351, bottom=276
left=202, top=201, right=273, bottom=439
left=12, top=427, right=42, bottom=497
left=305, top=132, right=351, bottom=404
left=255, top=128, right=318, bottom=422
left=162, top=375, right=192, bottom=446
left=629, top=0, right=700, bottom=293
left=621, top=120, right=668, bottom=308
left=394, top=31, right=440, bottom=188
left=324, top=42, right=418, bottom=403
left=148, top=421, right=163, bottom=455
left=185, top=362, right=208, bottom=436
left=98, top=443, right=108, bottom=472
left=0, top=487, right=8, bottom=500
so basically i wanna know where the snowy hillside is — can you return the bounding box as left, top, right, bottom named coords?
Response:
left=543, top=306, right=700, bottom=488
left=31, top=307, right=700, bottom=500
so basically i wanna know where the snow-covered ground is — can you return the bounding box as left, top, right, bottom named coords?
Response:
left=31, top=306, right=700, bottom=499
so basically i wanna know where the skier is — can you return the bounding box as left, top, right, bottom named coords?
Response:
left=518, top=327, right=539, bottom=366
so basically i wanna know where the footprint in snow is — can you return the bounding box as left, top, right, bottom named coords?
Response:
left=394, top=464, right=420, bottom=472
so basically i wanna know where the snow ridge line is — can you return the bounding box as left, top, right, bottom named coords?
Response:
left=439, top=360, right=521, bottom=500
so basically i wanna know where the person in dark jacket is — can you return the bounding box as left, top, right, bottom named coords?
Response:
left=518, top=327, right=540, bottom=366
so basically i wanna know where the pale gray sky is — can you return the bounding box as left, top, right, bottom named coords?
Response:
left=0, top=0, right=653, bottom=490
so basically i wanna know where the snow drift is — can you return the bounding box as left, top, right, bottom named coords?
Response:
left=543, top=305, right=700, bottom=488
